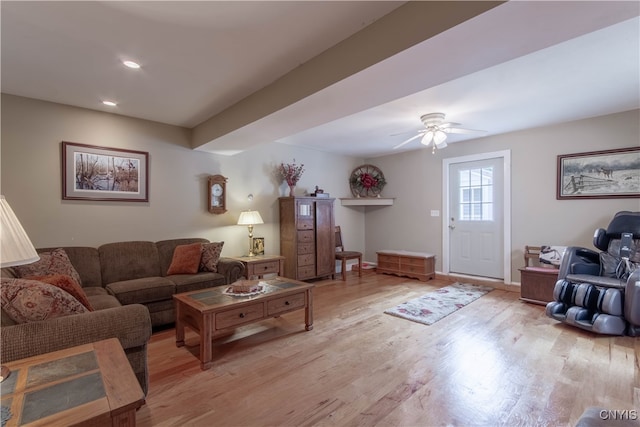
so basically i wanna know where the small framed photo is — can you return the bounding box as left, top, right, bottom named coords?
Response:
left=252, top=237, right=265, bottom=255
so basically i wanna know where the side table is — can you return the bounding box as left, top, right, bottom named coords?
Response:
left=229, top=254, right=285, bottom=279
left=1, top=338, right=144, bottom=427
left=519, top=267, right=559, bottom=305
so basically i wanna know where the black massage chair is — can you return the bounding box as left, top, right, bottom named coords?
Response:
left=545, top=211, right=640, bottom=336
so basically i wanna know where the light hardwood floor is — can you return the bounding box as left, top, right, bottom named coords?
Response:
left=137, top=271, right=639, bottom=427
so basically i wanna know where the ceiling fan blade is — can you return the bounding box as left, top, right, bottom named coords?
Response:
left=443, top=127, right=487, bottom=135
left=439, top=122, right=461, bottom=129
left=389, top=129, right=418, bottom=137
left=393, top=133, right=423, bottom=149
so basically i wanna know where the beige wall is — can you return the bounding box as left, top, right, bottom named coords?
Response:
left=365, top=109, right=640, bottom=282
left=0, top=94, right=365, bottom=259
left=2, top=94, right=638, bottom=283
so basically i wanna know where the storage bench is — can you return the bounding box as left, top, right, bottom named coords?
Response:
left=376, top=250, right=435, bottom=281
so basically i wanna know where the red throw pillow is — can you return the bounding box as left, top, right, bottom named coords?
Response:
left=25, top=274, right=93, bottom=311
left=167, top=243, right=203, bottom=275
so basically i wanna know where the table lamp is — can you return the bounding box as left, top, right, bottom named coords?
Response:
left=0, top=195, right=40, bottom=381
left=237, top=210, right=263, bottom=256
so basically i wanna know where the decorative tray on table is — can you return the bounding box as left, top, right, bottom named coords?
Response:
left=223, top=280, right=267, bottom=296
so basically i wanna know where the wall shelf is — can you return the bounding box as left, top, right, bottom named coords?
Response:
left=340, top=198, right=394, bottom=206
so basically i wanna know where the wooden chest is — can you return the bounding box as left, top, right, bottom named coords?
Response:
left=376, top=250, right=435, bottom=281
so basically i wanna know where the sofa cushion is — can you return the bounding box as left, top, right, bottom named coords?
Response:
left=99, top=241, right=161, bottom=284
left=25, top=274, right=94, bottom=311
left=106, top=277, right=175, bottom=305
left=167, top=243, right=203, bottom=275
left=13, top=248, right=82, bottom=285
left=170, top=272, right=226, bottom=294
left=87, top=294, right=123, bottom=310
left=83, top=287, right=121, bottom=310
left=1, top=278, right=88, bottom=323
left=200, top=242, right=224, bottom=273
left=82, top=286, right=109, bottom=297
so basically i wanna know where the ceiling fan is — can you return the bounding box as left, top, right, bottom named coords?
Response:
left=393, top=113, right=486, bottom=153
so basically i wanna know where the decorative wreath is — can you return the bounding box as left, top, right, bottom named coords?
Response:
left=349, top=164, right=387, bottom=197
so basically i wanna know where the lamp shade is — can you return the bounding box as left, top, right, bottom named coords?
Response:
left=1, top=196, right=39, bottom=267
left=433, top=130, right=447, bottom=145
left=421, top=131, right=434, bottom=146
left=237, top=210, right=264, bottom=226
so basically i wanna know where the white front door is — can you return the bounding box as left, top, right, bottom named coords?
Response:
left=448, top=156, right=504, bottom=279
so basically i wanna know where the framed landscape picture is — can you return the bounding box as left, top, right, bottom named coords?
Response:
left=557, top=147, right=640, bottom=200
left=62, top=141, right=149, bottom=201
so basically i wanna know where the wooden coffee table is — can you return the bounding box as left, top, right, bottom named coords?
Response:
left=1, top=338, right=145, bottom=427
left=174, top=277, right=314, bottom=370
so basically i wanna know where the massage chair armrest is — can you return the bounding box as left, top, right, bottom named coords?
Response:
left=558, top=246, right=600, bottom=279
left=625, top=269, right=640, bottom=330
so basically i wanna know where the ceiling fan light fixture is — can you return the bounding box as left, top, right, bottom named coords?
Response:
left=434, top=130, right=447, bottom=146
left=394, top=112, right=485, bottom=152
left=421, top=130, right=434, bottom=146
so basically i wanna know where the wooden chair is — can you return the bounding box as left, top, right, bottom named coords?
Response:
left=334, top=226, right=362, bottom=281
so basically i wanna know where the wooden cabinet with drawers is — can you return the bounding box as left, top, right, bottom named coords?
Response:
left=279, top=197, right=335, bottom=281
left=376, top=250, right=435, bottom=281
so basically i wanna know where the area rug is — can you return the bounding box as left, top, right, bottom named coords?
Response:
left=384, top=282, right=494, bottom=325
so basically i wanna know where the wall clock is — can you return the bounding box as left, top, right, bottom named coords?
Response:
left=208, top=175, right=227, bottom=214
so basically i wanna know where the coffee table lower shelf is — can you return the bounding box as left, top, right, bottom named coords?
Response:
left=174, top=277, right=314, bottom=370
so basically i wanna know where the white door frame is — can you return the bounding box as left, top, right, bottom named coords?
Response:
left=442, top=150, right=512, bottom=284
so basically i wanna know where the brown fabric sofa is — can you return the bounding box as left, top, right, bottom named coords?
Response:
left=95, top=238, right=244, bottom=326
left=1, top=303, right=152, bottom=395
left=1, top=237, right=245, bottom=395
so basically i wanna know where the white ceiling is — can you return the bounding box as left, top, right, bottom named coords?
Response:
left=2, top=1, right=639, bottom=159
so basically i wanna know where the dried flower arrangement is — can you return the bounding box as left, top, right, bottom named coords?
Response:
left=278, top=160, right=305, bottom=186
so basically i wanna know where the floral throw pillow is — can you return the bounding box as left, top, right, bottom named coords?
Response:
left=13, top=248, right=82, bottom=285
left=1, top=278, right=88, bottom=324
left=167, top=243, right=203, bottom=275
left=200, top=242, right=224, bottom=273
left=24, top=274, right=93, bottom=311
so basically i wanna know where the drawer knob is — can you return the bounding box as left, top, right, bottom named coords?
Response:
left=239, top=313, right=245, bottom=318
left=285, top=301, right=290, bottom=306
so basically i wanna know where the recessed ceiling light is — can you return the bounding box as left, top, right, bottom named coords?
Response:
left=102, top=100, right=117, bottom=107
left=123, top=60, right=140, bottom=69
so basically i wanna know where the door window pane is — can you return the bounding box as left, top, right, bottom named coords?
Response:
left=459, top=167, right=494, bottom=221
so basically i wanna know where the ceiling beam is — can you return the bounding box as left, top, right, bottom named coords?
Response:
left=192, top=1, right=505, bottom=153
